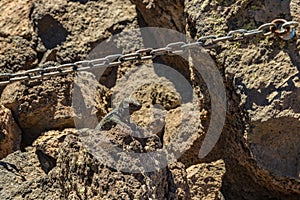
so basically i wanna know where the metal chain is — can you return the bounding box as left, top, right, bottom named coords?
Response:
left=0, top=19, right=298, bottom=87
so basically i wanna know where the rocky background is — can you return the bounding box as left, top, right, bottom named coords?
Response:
left=0, top=0, right=300, bottom=199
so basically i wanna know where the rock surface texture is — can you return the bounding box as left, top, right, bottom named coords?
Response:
left=0, top=106, right=22, bottom=159
left=0, top=0, right=300, bottom=199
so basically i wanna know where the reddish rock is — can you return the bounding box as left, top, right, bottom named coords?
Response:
left=0, top=105, right=22, bottom=159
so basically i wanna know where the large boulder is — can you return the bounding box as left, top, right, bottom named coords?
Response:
left=1, top=127, right=193, bottom=199
left=184, top=0, right=300, bottom=199
left=0, top=73, right=110, bottom=145
left=134, top=0, right=300, bottom=199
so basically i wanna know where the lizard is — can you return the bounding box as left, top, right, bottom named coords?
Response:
left=95, top=97, right=142, bottom=131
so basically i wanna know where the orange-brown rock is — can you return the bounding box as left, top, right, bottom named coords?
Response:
left=0, top=105, right=22, bottom=159
left=0, top=0, right=33, bottom=38
left=187, top=160, right=226, bottom=200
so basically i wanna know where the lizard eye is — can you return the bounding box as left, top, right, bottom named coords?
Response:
left=129, top=102, right=142, bottom=110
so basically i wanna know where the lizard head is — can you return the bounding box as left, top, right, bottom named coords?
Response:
left=122, top=97, right=142, bottom=114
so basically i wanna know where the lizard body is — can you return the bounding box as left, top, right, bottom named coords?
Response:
left=95, top=97, right=142, bottom=130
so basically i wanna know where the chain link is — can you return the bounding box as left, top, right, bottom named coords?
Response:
left=0, top=19, right=298, bottom=87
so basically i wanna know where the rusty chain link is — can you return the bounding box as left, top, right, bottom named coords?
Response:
left=0, top=19, right=298, bottom=87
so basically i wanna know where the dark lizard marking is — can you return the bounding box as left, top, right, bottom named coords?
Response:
left=0, top=161, right=25, bottom=181
left=95, top=97, right=142, bottom=130
left=0, top=161, right=18, bottom=172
